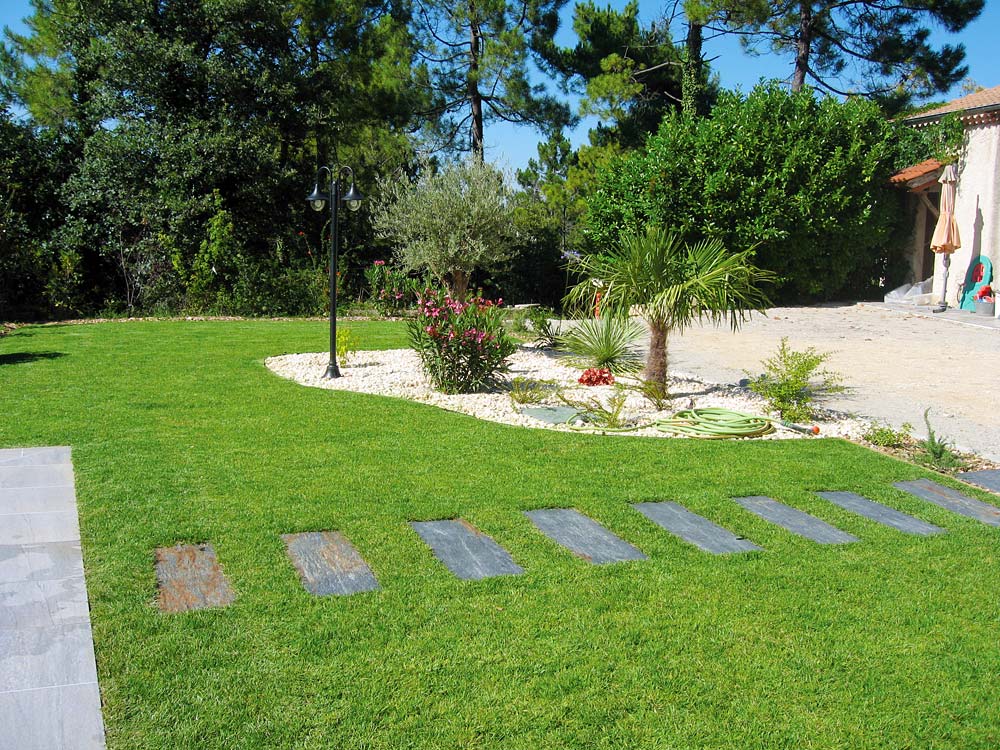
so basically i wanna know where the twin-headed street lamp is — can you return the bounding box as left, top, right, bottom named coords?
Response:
left=307, top=165, right=363, bottom=378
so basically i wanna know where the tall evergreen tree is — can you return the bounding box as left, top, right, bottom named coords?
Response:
left=722, top=0, right=984, bottom=108
left=411, top=0, right=571, bottom=158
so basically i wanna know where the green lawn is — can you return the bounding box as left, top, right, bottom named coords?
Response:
left=2, top=320, right=999, bottom=749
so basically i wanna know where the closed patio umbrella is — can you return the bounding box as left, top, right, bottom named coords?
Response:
left=930, top=163, right=960, bottom=312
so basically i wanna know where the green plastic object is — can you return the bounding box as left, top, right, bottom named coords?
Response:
left=959, top=255, right=992, bottom=311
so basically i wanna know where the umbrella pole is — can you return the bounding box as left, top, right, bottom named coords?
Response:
left=933, top=254, right=951, bottom=313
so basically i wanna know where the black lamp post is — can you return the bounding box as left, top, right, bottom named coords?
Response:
left=307, top=165, right=363, bottom=378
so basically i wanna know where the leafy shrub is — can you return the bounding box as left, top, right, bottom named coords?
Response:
left=587, top=84, right=962, bottom=302
left=862, top=421, right=913, bottom=448
left=364, top=260, right=415, bottom=316
left=558, top=317, right=644, bottom=374
left=578, top=367, right=615, bottom=386
left=746, top=338, right=845, bottom=421
left=508, top=377, right=557, bottom=405
left=408, top=288, right=517, bottom=393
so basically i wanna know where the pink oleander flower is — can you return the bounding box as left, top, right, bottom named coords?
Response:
left=374, top=260, right=386, bottom=266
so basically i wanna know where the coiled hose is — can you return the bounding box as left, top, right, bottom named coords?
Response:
left=653, top=408, right=776, bottom=439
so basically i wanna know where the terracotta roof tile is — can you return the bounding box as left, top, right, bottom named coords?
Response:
left=890, top=158, right=942, bottom=184
left=905, top=85, right=1000, bottom=121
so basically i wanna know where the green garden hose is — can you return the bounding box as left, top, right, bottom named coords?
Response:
left=654, top=408, right=776, bottom=439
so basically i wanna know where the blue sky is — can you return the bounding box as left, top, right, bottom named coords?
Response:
left=3, top=0, right=998, bottom=172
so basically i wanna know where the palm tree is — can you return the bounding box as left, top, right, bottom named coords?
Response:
left=564, top=226, right=774, bottom=387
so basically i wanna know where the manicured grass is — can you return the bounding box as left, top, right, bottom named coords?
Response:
left=3, top=320, right=999, bottom=749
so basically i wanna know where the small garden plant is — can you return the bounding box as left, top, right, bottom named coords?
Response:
left=336, top=328, right=360, bottom=365
left=557, top=316, right=644, bottom=374
left=578, top=367, right=615, bottom=386
left=917, top=408, right=965, bottom=470
left=508, top=377, right=557, bottom=405
left=746, top=338, right=845, bottom=422
left=558, top=387, right=632, bottom=429
left=408, top=288, right=516, bottom=393
left=862, top=420, right=913, bottom=448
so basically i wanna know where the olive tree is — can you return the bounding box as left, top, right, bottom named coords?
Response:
left=373, top=159, right=518, bottom=298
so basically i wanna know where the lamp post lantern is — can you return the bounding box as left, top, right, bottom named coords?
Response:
left=307, top=165, right=363, bottom=378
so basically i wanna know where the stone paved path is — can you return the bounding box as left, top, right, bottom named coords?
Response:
left=0, top=447, right=105, bottom=750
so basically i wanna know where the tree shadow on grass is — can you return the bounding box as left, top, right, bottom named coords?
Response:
left=0, top=351, right=67, bottom=366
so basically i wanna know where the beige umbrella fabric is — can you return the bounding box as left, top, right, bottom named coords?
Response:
left=930, top=164, right=960, bottom=253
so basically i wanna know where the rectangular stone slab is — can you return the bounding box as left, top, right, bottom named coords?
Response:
left=154, top=543, right=235, bottom=612
left=734, top=496, right=859, bottom=544
left=524, top=509, right=647, bottom=564
left=633, top=502, right=762, bottom=554
left=0, top=682, right=106, bottom=750
left=816, top=491, right=944, bottom=536
left=957, top=469, right=1000, bottom=495
left=282, top=531, right=379, bottom=596
left=410, top=520, right=524, bottom=580
left=894, top=479, right=1000, bottom=527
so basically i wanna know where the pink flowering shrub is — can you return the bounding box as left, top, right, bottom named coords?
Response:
left=364, top=261, right=414, bottom=316
left=408, top=288, right=516, bottom=393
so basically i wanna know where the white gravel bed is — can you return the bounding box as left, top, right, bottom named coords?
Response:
left=265, top=346, right=870, bottom=441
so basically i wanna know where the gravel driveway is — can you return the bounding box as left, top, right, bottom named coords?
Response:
left=664, top=303, right=1000, bottom=461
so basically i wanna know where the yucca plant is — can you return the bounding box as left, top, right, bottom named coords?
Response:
left=565, top=227, right=774, bottom=389
left=556, top=316, right=644, bottom=374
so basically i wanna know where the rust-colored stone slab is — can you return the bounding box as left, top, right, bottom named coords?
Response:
left=154, top=544, right=235, bottom=613
left=282, top=531, right=379, bottom=596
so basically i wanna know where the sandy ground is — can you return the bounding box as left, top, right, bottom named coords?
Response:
left=662, top=303, right=1000, bottom=461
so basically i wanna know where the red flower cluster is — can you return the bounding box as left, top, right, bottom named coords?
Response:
left=578, top=368, right=615, bottom=386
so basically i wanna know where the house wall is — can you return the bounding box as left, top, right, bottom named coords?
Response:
left=934, top=121, right=1000, bottom=316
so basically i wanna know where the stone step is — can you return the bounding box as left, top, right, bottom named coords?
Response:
left=410, top=520, right=524, bottom=580
left=956, top=469, right=1000, bottom=495
left=282, top=531, right=379, bottom=596
left=734, top=496, right=859, bottom=544
left=154, top=543, right=236, bottom=612
left=816, top=491, right=943, bottom=536
left=633, top=502, right=762, bottom=554
left=894, top=479, right=1000, bottom=527
left=525, top=508, right=647, bottom=564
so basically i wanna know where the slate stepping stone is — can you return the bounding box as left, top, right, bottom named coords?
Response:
left=894, top=479, right=1000, bottom=527
left=957, top=469, right=1000, bottom=495
left=282, top=531, right=379, bottom=596
left=734, top=496, right=859, bottom=544
left=633, top=502, right=762, bottom=554
left=154, top=543, right=235, bottom=612
left=524, top=508, right=647, bottom=564
left=410, top=520, right=524, bottom=580
left=520, top=406, right=579, bottom=425
left=816, top=491, right=943, bottom=536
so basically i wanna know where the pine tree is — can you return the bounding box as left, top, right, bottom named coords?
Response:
left=411, top=0, right=571, bottom=158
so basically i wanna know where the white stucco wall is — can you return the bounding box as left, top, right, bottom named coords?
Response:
left=934, top=121, right=1000, bottom=316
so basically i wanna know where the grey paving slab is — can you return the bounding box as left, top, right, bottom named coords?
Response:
left=0, top=623, right=98, bottom=692
left=282, top=531, right=379, bottom=596
left=894, top=479, right=1000, bottom=527
left=734, top=496, right=859, bottom=544
left=0, top=449, right=105, bottom=748
left=816, top=491, right=944, bottom=536
left=410, top=520, right=524, bottom=580
left=957, top=469, right=1000, bottom=494
left=0, top=485, right=77, bottom=515
left=0, top=447, right=72, bottom=467
left=0, top=542, right=84, bottom=584
left=0, top=464, right=74, bottom=489
left=0, top=682, right=105, bottom=750
left=154, top=543, right=236, bottom=612
left=633, top=502, right=762, bottom=554
left=0, top=578, right=90, bottom=629
left=0, top=511, right=80, bottom=546
left=525, top=509, right=647, bottom=564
